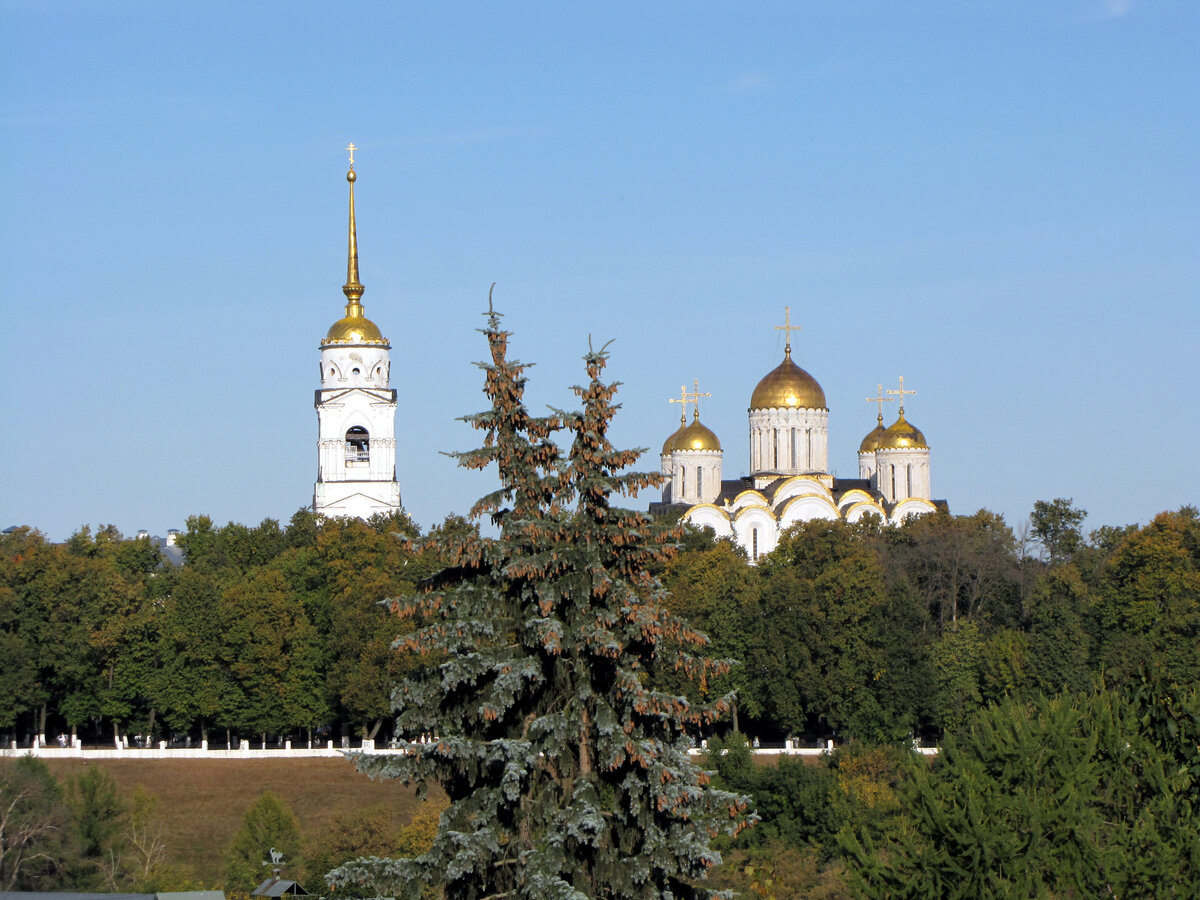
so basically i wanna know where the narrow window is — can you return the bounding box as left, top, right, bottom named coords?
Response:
left=681, top=466, right=686, bottom=496
left=907, top=464, right=913, bottom=498
left=345, top=426, right=370, bottom=465
left=697, top=467, right=703, bottom=496
left=790, top=428, right=797, bottom=468
left=752, top=527, right=759, bottom=561
left=890, top=464, right=897, bottom=499
left=772, top=429, right=779, bottom=468
left=806, top=429, right=813, bottom=469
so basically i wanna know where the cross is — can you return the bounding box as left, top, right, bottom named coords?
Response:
left=346, top=143, right=357, bottom=168
left=687, top=378, right=711, bottom=418
left=866, top=384, right=894, bottom=419
left=669, top=380, right=711, bottom=421
left=886, top=376, right=917, bottom=413
left=774, top=306, right=803, bottom=351
left=668, top=385, right=689, bottom=424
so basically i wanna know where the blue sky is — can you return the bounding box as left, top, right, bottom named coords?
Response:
left=2, top=0, right=1197, bottom=542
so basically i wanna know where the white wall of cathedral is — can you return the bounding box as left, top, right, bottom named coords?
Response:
left=748, top=407, right=829, bottom=480
left=858, top=450, right=878, bottom=485
left=733, top=506, right=778, bottom=562
left=682, top=505, right=735, bottom=541
left=660, top=450, right=722, bottom=505
left=875, top=448, right=931, bottom=504
left=890, top=497, right=937, bottom=524
left=320, top=345, right=391, bottom=390
left=777, top=494, right=839, bottom=531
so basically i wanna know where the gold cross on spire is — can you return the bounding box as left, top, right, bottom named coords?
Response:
left=669, top=385, right=689, bottom=425
left=866, top=384, right=895, bottom=420
left=887, top=376, right=917, bottom=413
left=346, top=142, right=357, bottom=169
left=669, top=380, right=712, bottom=422
left=686, top=378, right=711, bottom=418
left=774, top=306, right=803, bottom=355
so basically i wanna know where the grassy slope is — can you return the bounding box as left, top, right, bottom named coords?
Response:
left=44, top=758, right=438, bottom=888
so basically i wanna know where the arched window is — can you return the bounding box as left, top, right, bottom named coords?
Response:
left=681, top=466, right=687, bottom=496
left=906, top=464, right=913, bottom=498
left=790, top=428, right=797, bottom=468
left=345, top=426, right=370, bottom=465
left=696, top=466, right=703, bottom=496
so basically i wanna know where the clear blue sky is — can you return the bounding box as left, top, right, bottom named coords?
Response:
left=2, top=0, right=1197, bottom=542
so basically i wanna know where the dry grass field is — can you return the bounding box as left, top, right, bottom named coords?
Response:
left=45, top=758, right=439, bottom=887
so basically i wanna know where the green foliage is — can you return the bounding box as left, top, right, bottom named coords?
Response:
left=224, top=790, right=303, bottom=892
left=0, top=757, right=73, bottom=890
left=1030, top=497, right=1087, bottom=563
left=842, top=681, right=1200, bottom=898
left=67, top=765, right=127, bottom=868
left=332, top=306, right=752, bottom=899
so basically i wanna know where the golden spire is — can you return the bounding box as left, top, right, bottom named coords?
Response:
left=342, top=143, right=364, bottom=313
left=774, top=305, right=803, bottom=359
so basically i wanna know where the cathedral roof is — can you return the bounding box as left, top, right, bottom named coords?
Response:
left=859, top=414, right=889, bottom=453
left=750, top=347, right=826, bottom=410
left=321, top=161, right=389, bottom=348
left=878, top=410, right=928, bottom=450
left=663, top=413, right=721, bottom=453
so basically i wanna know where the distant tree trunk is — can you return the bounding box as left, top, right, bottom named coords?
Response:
left=147, top=707, right=156, bottom=738
left=226, top=726, right=231, bottom=750
left=201, top=721, right=208, bottom=744
left=113, top=720, right=121, bottom=747
left=366, top=719, right=383, bottom=741
left=731, top=700, right=740, bottom=734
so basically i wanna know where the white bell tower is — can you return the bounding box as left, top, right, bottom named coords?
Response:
left=313, top=146, right=403, bottom=520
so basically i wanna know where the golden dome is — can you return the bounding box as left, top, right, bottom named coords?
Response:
left=859, top=414, right=888, bottom=453
left=750, top=348, right=826, bottom=410
left=663, top=414, right=722, bottom=453
left=878, top=410, right=928, bottom=450
left=323, top=311, right=388, bottom=345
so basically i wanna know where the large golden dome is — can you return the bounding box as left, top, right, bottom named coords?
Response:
left=859, top=414, right=888, bottom=453
left=663, top=415, right=721, bottom=453
left=750, top=349, right=826, bottom=410
left=878, top=411, right=928, bottom=450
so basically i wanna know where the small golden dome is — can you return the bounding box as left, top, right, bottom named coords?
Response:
left=663, top=415, right=722, bottom=453
left=859, top=414, right=888, bottom=453
left=750, top=349, right=826, bottom=410
left=878, top=411, right=928, bottom=450
left=322, top=311, right=388, bottom=345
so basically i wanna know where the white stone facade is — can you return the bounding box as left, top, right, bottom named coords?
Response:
left=660, top=449, right=723, bottom=506
left=875, top=447, right=931, bottom=505
left=313, top=341, right=402, bottom=520
left=748, top=407, right=829, bottom=488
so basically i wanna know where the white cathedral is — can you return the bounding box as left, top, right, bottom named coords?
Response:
left=651, top=311, right=942, bottom=561
left=312, top=149, right=403, bottom=520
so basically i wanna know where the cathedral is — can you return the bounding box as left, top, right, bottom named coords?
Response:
left=651, top=310, right=942, bottom=560
left=312, top=147, right=403, bottom=520
left=306, top=153, right=942, bottom=544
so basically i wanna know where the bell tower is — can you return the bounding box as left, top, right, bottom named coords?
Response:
left=313, top=145, right=403, bottom=519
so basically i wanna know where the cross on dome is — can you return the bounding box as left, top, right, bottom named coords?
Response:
left=887, top=376, right=917, bottom=413
left=774, top=306, right=803, bottom=355
left=866, top=384, right=895, bottom=420
left=347, top=142, right=357, bottom=168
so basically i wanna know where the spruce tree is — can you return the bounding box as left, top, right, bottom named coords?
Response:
left=330, top=300, right=752, bottom=899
